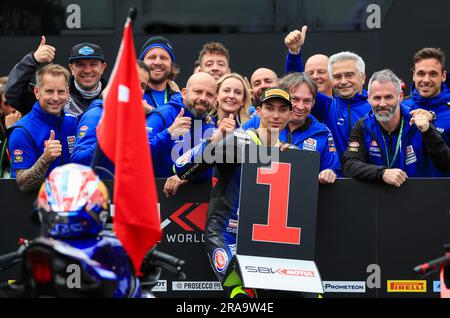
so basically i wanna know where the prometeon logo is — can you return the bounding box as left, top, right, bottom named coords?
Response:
left=387, top=280, right=427, bottom=293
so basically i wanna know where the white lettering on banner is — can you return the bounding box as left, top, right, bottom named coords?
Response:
left=172, top=281, right=223, bottom=291
left=151, top=280, right=167, bottom=292
left=323, top=281, right=366, bottom=293
left=165, top=233, right=205, bottom=243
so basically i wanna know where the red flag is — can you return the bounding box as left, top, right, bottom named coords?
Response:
left=97, top=18, right=161, bottom=272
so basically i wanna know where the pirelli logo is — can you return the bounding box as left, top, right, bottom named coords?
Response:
left=387, top=280, right=427, bottom=293
left=264, top=89, right=290, bottom=100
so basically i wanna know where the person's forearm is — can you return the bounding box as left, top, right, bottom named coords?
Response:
left=16, top=156, right=50, bottom=193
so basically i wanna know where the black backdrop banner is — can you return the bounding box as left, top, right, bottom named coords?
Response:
left=0, top=178, right=449, bottom=298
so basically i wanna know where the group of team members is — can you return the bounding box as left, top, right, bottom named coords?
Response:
left=2, top=27, right=450, bottom=298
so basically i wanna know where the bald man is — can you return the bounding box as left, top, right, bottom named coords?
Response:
left=305, top=54, right=333, bottom=97
left=283, top=27, right=332, bottom=97
left=146, top=72, right=217, bottom=177
left=250, top=68, right=279, bottom=106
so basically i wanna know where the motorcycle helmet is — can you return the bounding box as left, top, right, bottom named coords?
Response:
left=37, top=163, right=110, bottom=238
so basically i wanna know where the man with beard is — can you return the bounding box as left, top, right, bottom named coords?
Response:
left=139, top=36, right=181, bottom=110
left=146, top=72, right=217, bottom=178
left=342, top=69, right=447, bottom=187
left=5, top=37, right=107, bottom=116
left=402, top=48, right=450, bottom=177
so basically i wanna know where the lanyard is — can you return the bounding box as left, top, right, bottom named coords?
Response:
left=381, top=119, right=403, bottom=168
left=150, top=89, right=168, bottom=108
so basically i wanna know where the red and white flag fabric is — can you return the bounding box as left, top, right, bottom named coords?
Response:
left=97, top=18, right=161, bottom=273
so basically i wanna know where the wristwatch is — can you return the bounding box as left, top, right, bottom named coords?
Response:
left=429, top=110, right=437, bottom=121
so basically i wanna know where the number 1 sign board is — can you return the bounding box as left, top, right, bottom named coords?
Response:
left=229, top=144, right=323, bottom=293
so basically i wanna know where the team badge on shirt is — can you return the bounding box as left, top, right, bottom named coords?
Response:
left=328, top=136, right=336, bottom=152
left=348, top=141, right=359, bottom=152
left=78, top=125, right=89, bottom=138
left=13, top=149, right=24, bottom=163
left=405, top=145, right=417, bottom=165
left=303, top=138, right=317, bottom=151
left=213, top=248, right=228, bottom=273
left=67, top=136, right=76, bottom=153
left=369, top=140, right=381, bottom=156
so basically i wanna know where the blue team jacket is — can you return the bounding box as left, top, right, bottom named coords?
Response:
left=70, top=99, right=114, bottom=179
left=313, top=91, right=372, bottom=161
left=8, top=101, right=78, bottom=177
left=358, top=105, right=432, bottom=177
left=243, top=114, right=341, bottom=174
left=146, top=94, right=214, bottom=178
left=403, top=84, right=450, bottom=177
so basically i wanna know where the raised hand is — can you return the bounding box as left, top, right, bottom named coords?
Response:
left=168, top=108, right=192, bottom=138
left=284, top=26, right=308, bottom=55
left=42, top=130, right=62, bottom=162
left=33, top=36, right=56, bottom=64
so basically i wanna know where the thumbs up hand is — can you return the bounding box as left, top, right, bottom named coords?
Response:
left=42, top=130, right=62, bottom=162
left=211, top=113, right=236, bottom=145
left=218, top=113, right=236, bottom=136
left=168, top=108, right=192, bottom=138
left=284, top=26, right=308, bottom=55
left=33, top=35, right=56, bottom=64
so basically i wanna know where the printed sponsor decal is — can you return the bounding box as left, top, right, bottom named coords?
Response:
left=14, top=155, right=23, bottom=163
left=349, top=141, right=359, bottom=148
left=226, top=219, right=238, bottom=234
left=79, top=125, right=89, bottom=132
left=151, top=280, right=168, bottom=292
left=67, top=135, right=76, bottom=153
left=323, top=281, right=366, bottom=293
left=387, top=280, right=427, bottom=293
left=433, top=281, right=441, bottom=293
left=175, top=149, right=193, bottom=167
left=213, top=248, right=228, bottom=273
left=369, top=140, right=380, bottom=153
left=13, top=149, right=23, bottom=155
left=405, top=145, right=417, bottom=165
left=172, top=281, right=223, bottom=291
left=303, top=138, right=317, bottom=151
left=78, top=46, right=94, bottom=55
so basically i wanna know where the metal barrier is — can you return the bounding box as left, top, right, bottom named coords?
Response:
left=1, top=178, right=449, bottom=298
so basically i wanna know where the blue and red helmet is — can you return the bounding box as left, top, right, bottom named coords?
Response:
left=37, top=164, right=109, bottom=238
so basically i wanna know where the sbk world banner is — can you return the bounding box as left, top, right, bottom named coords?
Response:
left=162, top=203, right=208, bottom=232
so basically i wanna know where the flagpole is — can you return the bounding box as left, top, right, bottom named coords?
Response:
left=90, top=7, right=138, bottom=174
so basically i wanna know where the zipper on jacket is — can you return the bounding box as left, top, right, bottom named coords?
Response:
left=347, top=102, right=352, bottom=135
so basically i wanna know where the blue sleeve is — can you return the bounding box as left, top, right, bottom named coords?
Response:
left=285, top=51, right=304, bottom=74
left=312, top=92, right=333, bottom=123
left=242, top=114, right=260, bottom=130
left=146, top=112, right=174, bottom=154
left=319, top=131, right=341, bottom=177
left=8, top=128, right=39, bottom=172
left=71, top=110, right=101, bottom=166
